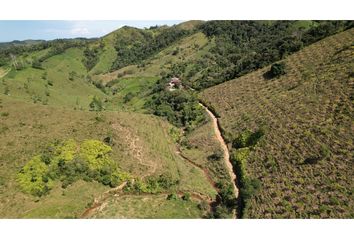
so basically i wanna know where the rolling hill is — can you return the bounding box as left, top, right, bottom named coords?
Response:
left=200, top=28, right=354, bottom=218
left=0, top=20, right=353, bottom=218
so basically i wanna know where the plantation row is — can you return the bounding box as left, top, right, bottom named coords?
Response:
left=201, top=28, right=354, bottom=218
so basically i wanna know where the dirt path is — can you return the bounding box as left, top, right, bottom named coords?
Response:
left=199, top=103, right=239, bottom=199
left=80, top=181, right=214, bottom=218
left=81, top=181, right=127, bottom=218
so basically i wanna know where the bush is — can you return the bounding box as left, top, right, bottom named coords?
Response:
left=240, top=178, right=261, bottom=200
left=213, top=205, right=232, bottom=219
left=17, top=155, right=53, bottom=197
left=182, top=192, right=191, bottom=201
left=217, top=181, right=236, bottom=208
left=232, top=128, right=265, bottom=149
left=167, top=193, right=178, bottom=200
left=17, top=139, right=130, bottom=196
left=269, top=62, right=286, bottom=78
left=207, top=150, right=223, bottom=161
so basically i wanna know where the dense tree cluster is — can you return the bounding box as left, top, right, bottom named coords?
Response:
left=180, top=20, right=354, bottom=90
left=145, top=84, right=205, bottom=130
left=17, top=139, right=129, bottom=197
left=110, top=26, right=192, bottom=71
left=82, top=46, right=100, bottom=71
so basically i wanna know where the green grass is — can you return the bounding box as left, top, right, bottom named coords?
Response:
left=89, top=43, right=117, bottom=75
left=0, top=97, right=216, bottom=218
left=92, top=32, right=212, bottom=84
left=180, top=118, right=231, bottom=184
left=92, top=194, right=205, bottom=218
left=0, top=47, right=106, bottom=109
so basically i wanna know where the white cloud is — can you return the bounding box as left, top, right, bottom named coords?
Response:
left=70, top=27, right=90, bottom=36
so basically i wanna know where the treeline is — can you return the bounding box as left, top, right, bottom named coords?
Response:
left=144, top=78, right=205, bottom=131
left=0, top=38, right=91, bottom=69
left=110, top=26, right=192, bottom=71
left=33, top=39, right=88, bottom=69
left=82, top=45, right=101, bottom=71
left=179, top=20, right=353, bottom=90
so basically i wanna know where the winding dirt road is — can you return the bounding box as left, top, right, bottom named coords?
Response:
left=199, top=103, right=239, bottom=199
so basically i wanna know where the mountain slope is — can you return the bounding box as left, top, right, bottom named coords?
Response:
left=0, top=97, right=217, bottom=218
left=200, top=28, right=354, bottom=218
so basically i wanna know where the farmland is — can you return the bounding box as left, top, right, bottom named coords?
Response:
left=201, top=28, right=354, bottom=218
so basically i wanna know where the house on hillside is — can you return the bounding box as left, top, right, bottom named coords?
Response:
left=166, top=77, right=182, bottom=91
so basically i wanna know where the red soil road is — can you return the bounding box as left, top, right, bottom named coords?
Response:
left=199, top=103, right=239, bottom=199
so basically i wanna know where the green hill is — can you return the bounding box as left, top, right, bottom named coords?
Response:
left=201, top=28, right=354, bottom=218
left=0, top=20, right=353, bottom=219
left=0, top=97, right=219, bottom=218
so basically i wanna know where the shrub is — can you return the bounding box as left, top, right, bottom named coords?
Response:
left=17, top=139, right=130, bottom=196
left=213, top=205, right=232, bottom=219
left=216, top=180, right=236, bottom=207
left=167, top=193, right=178, bottom=200
left=232, top=128, right=265, bottom=149
left=182, top=192, right=191, bottom=201
left=17, top=155, right=53, bottom=197
left=207, top=150, right=223, bottom=161
left=240, top=178, right=261, bottom=200
left=269, top=62, right=286, bottom=78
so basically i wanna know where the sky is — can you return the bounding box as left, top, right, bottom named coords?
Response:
left=0, top=20, right=184, bottom=42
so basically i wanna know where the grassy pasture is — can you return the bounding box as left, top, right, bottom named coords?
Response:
left=0, top=97, right=216, bottom=218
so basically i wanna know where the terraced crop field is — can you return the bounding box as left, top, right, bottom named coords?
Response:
left=201, top=28, right=354, bottom=218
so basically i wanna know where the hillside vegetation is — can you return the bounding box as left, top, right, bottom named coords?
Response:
left=0, top=97, right=219, bottom=218
left=201, top=28, right=354, bottom=218
left=0, top=20, right=353, bottom=219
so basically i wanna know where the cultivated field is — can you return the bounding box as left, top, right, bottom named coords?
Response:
left=201, top=28, right=354, bottom=218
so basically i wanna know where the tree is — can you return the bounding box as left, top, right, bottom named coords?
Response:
left=269, top=62, right=286, bottom=78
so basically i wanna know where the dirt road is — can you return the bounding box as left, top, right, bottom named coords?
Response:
left=199, top=103, right=239, bottom=199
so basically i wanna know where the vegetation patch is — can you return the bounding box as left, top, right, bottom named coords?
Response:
left=124, top=174, right=178, bottom=194
left=232, top=128, right=265, bottom=149
left=145, top=87, right=205, bottom=131
left=17, top=139, right=130, bottom=197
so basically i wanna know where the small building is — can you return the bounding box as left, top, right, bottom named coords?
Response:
left=166, top=77, right=182, bottom=91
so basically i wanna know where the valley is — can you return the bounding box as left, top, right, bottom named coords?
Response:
left=0, top=20, right=353, bottom=218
